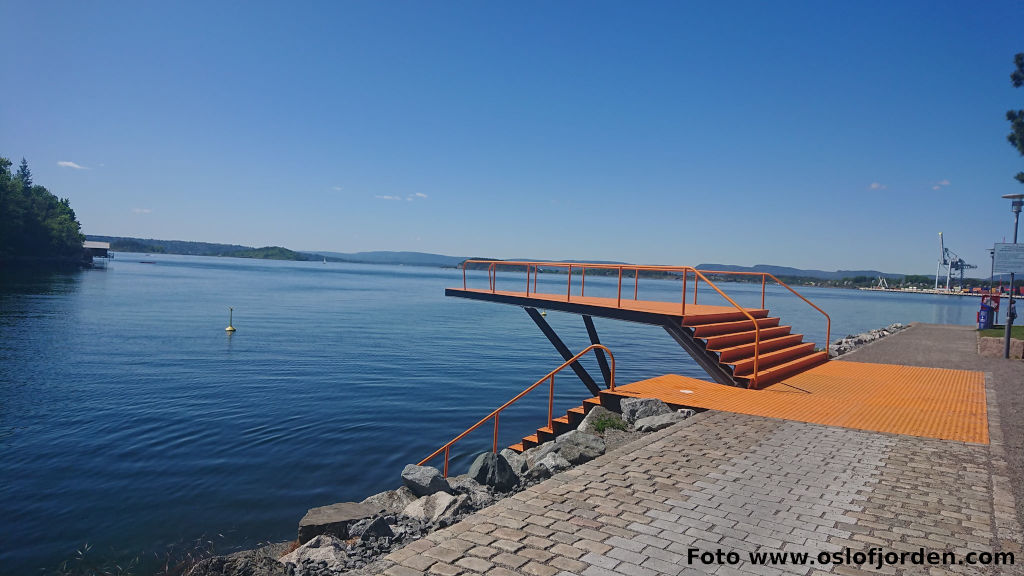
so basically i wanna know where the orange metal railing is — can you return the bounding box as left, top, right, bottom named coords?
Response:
left=460, top=260, right=831, bottom=388
left=418, top=344, right=615, bottom=477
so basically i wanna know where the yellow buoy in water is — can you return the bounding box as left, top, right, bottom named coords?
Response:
left=225, top=306, right=236, bottom=332
left=540, top=310, right=547, bottom=317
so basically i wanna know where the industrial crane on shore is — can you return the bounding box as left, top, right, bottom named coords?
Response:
left=934, top=232, right=977, bottom=291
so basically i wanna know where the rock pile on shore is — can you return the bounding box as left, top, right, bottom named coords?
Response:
left=829, top=323, right=907, bottom=357
left=192, top=398, right=695, bottom=576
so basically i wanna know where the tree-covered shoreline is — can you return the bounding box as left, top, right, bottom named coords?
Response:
left=0, top=157, right=88, bottom=267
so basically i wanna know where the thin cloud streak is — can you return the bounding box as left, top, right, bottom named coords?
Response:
left=57, top=161, right=89, bottom=170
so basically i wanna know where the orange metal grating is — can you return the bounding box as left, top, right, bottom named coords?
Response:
left=611, top=360, right=988, bottom=444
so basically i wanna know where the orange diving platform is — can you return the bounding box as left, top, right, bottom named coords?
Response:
left=447, top=260, right=832, bottom=389
left=424, top=262, right=988, bottom=472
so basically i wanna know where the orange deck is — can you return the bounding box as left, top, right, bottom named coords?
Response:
left=611, top=361, right=988, bottom=444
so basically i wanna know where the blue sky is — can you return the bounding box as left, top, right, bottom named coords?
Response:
left=2, top=1, right=1022, bottom=274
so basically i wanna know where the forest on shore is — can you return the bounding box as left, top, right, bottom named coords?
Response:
left=0, top=157, right=87, bottom=266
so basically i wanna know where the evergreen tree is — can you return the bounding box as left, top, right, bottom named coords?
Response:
left=16, top=157, right=32, bottom=190
left=0, top=156, right=86, bottom=264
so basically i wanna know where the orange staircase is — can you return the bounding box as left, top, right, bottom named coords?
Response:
left=684, top=309, right=828, bottom=389
left=510, top=397, right=603, bottom=452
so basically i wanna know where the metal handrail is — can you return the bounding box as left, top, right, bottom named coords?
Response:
left=698, top=270, right=831, bottom=351
left=418, top=344, right=615, bottom=477
left=460, top=260, right=833, bottom=388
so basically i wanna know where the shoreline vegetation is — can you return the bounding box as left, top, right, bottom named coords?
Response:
left=0, top=157, right=89, bottom=268
left=83, top=235, right=997, bottom=292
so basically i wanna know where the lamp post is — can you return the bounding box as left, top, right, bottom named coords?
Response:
left=1002, top=193, right=1023, bottom=359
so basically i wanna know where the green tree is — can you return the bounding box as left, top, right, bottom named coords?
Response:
left=0, top=156, right=86, bottom=264
left=1008, top=53, right=1024, bottom=185
left=16, top=157, right=32, bottom=190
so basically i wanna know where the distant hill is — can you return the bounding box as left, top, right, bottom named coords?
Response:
left=308, top=251, right=467, bottom=267
left=87, top=236, right=308, bottom=261
left=87, top=237, right=923, bottom=282
left=696, top=263, right=903, bottom=281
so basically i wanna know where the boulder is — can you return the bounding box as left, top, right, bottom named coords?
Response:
left=297, top=501, right=378, bottom=544
left=467, top=452, right=519, bottom=492
left=401, top=464, right=451, bottom=497
left=532, top=452, right=571, bottom=477
left=361, top=486, right=418, bottom=514
left=448, top=475, right=496, bottom=509
left=499, top=448, right=528, bottom=476
left=348, top=515, right=395, bottom=541
left=190, top=544, right=290, bottom=576
left=280, top=535, right=348, bottom=574
left=578, top=405, right=624, bottom=435
left=620, top=397, right=671, bottom=424
left=635, top=412, right=687, bottom=432
left=523, top=441, right=560, bottom=467
left=402, top=492, right=470, bottom=525
left=524, top=463, right=552, bottom=481
left=554, top=430, right=605, bottom=465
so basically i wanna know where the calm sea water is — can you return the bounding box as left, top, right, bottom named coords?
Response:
left=0, top=255, right=980, bottom=574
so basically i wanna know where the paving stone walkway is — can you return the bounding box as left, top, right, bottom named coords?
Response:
left=368, top=326, right=1022, bottom=575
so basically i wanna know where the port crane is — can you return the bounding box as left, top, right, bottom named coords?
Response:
left=934, top=232, right=977, bottom=291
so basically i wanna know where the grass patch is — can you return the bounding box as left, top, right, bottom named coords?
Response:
left=591, top=414, right=627, bottom=433
left=979, top=325, right=1024, bottom=339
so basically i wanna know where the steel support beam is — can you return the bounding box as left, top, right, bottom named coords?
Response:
left=582, top=315, right=612, bottom=387
left=661, top=320, right=738, bottom=387
left=525, top=307, right=603, bottom=396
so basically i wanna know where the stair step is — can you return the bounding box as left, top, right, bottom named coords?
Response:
left=730, top=342, right=816, bottom=376
left=691, top=317, right=780, bottom=338
left=683, top=308, right=771, bottom=324
left=553, top=416, right=571, bottom=425
left=509, top=443, right=525, bottom=453
left=703, top=325, right=792, bottom=349
left=583, top=397, right=602, bottom=410
left=521, top=434, right=541, bottom=449
left=737, top=351, right=828, bottom=389
left=711, top=334, right=806, bottom=362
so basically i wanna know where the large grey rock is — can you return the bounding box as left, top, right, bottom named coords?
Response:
left=499, top=448, right=528, bottom=476
left=348, top=515, right=395, bottom=541
left=448, top=475, right=496, bottom=509
left=554, top=430, right=605, bottom=465
left=523, top=441, right=560, bottom=466
left=297, top=501, right=378, bottom=544
left=361, top=486, right=418, bottom=514
left=635, top=412, right=688, bottom=432
left=401, top=464, right=451, bottom=497
left=280, top=535, right=348, bottom=574
left=578, top=405, right=624, bottom=435
left=402, top=492, right=470, bottom=525
left=534, top=452, right=571, bottom=476
left=620, top=397, right=671, bottom=424
left=467, top=452, right=519, bottom=492
left=190, top=544, right=290, bottom=576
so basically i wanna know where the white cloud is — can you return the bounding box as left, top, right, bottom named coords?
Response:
left=932, top=179, right=951, bottom=190
left=333, top=186, right=343, bottom=191
left=938, top=179, right=951, bottom=186
left=132, top=208, right=152, bottom=214
left=869, top=182, right=886, bottom=190
left=414, top=192, right=428, bottom=198
left=932, top=185, right=941, bottom=190
left=374, top=195, right=400, bottom=200
left=57, top=161, right=89, bottom=170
